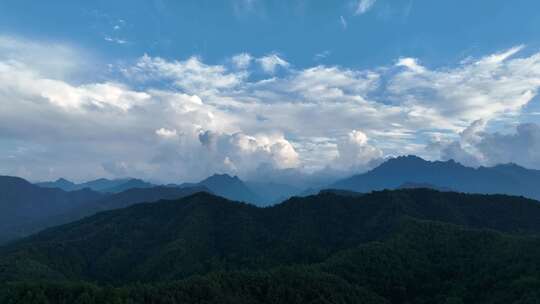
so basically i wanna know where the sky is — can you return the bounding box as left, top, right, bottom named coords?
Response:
left=1, top=0, right=540, bottom=183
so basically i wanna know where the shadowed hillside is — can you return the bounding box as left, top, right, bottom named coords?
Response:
left=2, top=188, right=540, bottom=284
left=1, top=189, right=540, bottom=302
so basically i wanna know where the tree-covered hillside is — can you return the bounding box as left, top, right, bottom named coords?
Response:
left=1, top=189, right=540, bottom=303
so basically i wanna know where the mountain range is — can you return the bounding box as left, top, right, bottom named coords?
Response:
left=0, top=176, right=208, bottom=244
left=34, top=155, right=540, bottom=206
left=331, top=155, right=540, bottom=200
left=36, top=178, right=154, bottom=193
left=1, top=189, right=540, bottom=302
left=4, top=154, right=539, bottom=245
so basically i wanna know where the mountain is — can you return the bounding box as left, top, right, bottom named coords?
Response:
left=82, top=185, right=212, bottom=214
left=36, top=177, right=154, bottom=193
left=2, top=188, right=540, bottom=284
left=245, top=181, right=301, bottom=206
left=2, top=189, right=540, bottom=302
left=397, top=182, right=453, bottom=192
left=332, top=155, right=540, bottom=200
left=0, top=176, right=103, bottom=243
left=3, top=218, right=539, bottom=304
left=181, top=174, right=262, bottom=204
left=37, top=174, right=298, bottom=205
left=0, top=175, right=213, bottom=244
left=35, top=178, right=78, bottom=191
left=97, top=178, right=154, bottom=193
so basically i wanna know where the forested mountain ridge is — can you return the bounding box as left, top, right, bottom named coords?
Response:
left=2, top=188, right=540, bottom=286
left=2, top=212, right=540, bottom=303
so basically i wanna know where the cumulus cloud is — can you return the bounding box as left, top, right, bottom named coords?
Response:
left=231, top=53, right=253, bottom=69
left=335, top=130, right=383, bottom=170
left=198, top=130, right=299, bottom=172
left=2, top=35, right=540, bottom=183
left=257, top=54, right=290, bottom=74
left=435, top=121, right=540, bottom=169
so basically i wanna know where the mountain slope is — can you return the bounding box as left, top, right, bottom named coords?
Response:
left=181, top=174, right=262, bottom=204
left=94, top=185, right=211, bottom=211
left=0, top=176, right=103, bottom=243
left=2, top=189, right=540, bottom=284
left=246, top=181, right=301, bottom=206
left=2, top=195, right=540, bottom=303
left=332, top=155, right=540, bottom=200
left=35, top=178, right=78, bottom=191
left=1, top=176, right=212, bottom=244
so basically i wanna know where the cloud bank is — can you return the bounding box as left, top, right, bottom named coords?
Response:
left=1, top=35, right=540, bottom=182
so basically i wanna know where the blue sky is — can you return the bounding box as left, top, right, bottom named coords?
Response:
left=3, top=0, right=540, bottom=69
left=1, top=0, right=540, bottom=183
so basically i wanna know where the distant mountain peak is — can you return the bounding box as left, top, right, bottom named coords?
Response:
left=331, top=154, right=540, bottom=200
left=194, top=173, right=260, bottom=203
left=203, top=173, right=242, bottom=184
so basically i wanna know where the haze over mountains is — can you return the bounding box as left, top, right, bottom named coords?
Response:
left=36, top=178, right=154, bottom=193
left=34, top=155, right=540, bottom=203
left=3, top=155, right=540, bottom=245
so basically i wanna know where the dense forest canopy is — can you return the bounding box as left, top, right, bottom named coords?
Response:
left=1, top=189, right=540, bottom=303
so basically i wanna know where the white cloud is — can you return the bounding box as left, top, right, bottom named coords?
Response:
left=232, top=53, right=253, bottom=69
left=3, top=36, right=540, bottom=183
left=257, top=54, right=290, bottom=74
left=396, top=57, right=425, bottom=73
left=388, top=46, right=540, bottom=131
left=104, top=36, right=128, bottom=44
left=335, top=130, right=383, bottom=170
left=355, top=0, right=377, bottom=15
left=0, top=60, right=150, bottom=111
left=198, top=130, right=299, bottom=174
left=124, top=54, right=247, bottom=94
left=433, top=121, right=540, bottom=169
left=156, top=128, right=178, bottom=139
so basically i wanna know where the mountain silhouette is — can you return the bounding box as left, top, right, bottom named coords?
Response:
left=332, top=155, right=540, bottom=200
left=0, top=176, right=103, bottom=243
left=37, top=177, right=154, bottom=193
left=180, top=174, right=262, bottom=204
left=0, top=176, right=212, bottom=244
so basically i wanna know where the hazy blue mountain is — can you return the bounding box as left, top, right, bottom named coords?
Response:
left=1, top=175, right=213, bottom=244
left=0, top=176, right=103, bottom=243
left=99, top=179, right=154, bottom=193
left=181, top=174, right=262, bottom=204
left=332, top=155, right=540, bottom=200
left=87, top=185, right=212, bottom=213
left=35, top=178, right=78, bottom=191
left=245, top=181, right=301, bottom=206
left=37, top=177, right=154, bottom=193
